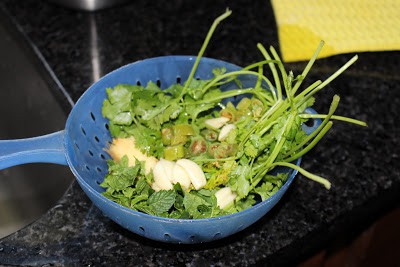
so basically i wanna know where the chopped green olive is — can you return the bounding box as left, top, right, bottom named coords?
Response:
left=164, top=145, right=185, bottom=161
left=170, top=124, right=195, bottom=145
left=201, top=129, right=218, bottom=141
left=236, top=97, right=251, bottom=110
left=161, top=127, right=173, bottom=145
left=189, top=138, right=207, bottom=156
left=208, top=143, right=238, bottom=159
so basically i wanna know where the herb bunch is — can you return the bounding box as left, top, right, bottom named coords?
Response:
left=100, top=9, right=366, bottom=219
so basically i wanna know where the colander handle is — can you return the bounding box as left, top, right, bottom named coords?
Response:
left=0, top=130, right=67, bottom=170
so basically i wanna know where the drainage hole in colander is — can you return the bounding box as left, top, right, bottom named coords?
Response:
left=100, top=153, right=106, bottom=160
left=85, top=165, right=90, bottom=171
left=96, top=167, right=102, bottom=173
left=105, top=123, right=109, bottom=131
left=156, top=79, right=161, bottom=87
left=96, top=180, right=101, bottom=185
left=163, top=233, right=171, bottom=241
left=213, top=232, right=222, bottom=239
left=74, top=142, right=80, bottom=150
left=136, top=80, right=141, bottom=86
left=139, top=226, right=145, bottom=234
left=176, top=76, right=181, bottom=84
left=81, top=126, right=87, bottom=136
left=94, top=136, right=100, bottom=143
left=189, top=235, right=196, bottom=242
left=90, top=112, right=96, bottom=122
left=303, top=118, right=315, bottom=127
left=88, top=150, right=94, bottom=156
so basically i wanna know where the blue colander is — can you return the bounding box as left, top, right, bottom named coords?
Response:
left=0, top=56, right=319, bottom=244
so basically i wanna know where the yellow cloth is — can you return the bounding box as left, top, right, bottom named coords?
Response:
left=271, top=0, right=400, bottom=62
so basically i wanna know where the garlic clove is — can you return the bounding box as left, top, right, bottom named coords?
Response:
left=215, top=187, right=237, bottom=209
left=171, top=164, right=192, bottom=190
left=159, top=158, right=175, bottom=181
left=152, top=160, right=173, bottom=190
left=176, top=159, right=206, bottom=190
left=151, top=182, right=163, bottom=192
left=205, top=117, right=230, bottom=129
left=218, top=123, right=236, bottom=141
left=145, top=156, right=159, bottom=175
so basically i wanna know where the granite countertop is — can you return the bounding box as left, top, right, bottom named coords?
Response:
left=0, top=1, right=399, bottom=266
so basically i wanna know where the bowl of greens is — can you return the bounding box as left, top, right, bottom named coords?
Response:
left=0, top=9, right=365, bottom=244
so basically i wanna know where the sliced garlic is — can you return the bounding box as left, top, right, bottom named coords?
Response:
left=218, top=123, right=236, bottom=141
left=205, top=117, right=230, bottom=129
left=176, top=159, right=206, bottom=190
left=171, top=164, right=192, bottom=190
left=215, top=187, right=237, bottom=209
left=152, top=159, right=173, bottom=191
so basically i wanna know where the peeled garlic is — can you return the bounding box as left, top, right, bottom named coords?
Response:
left=205, top=117, right=230, bottom=129
left=151, top=182, right=163, bottom=192
left=176, top=159, right=206, bottom=190
left=218, top=123, right=236, bottom=141
left=215, top=187, right=237, bottom=209
left=152, top=159, right=173, bottom=191
left=171, top=163, right=192, bottom=190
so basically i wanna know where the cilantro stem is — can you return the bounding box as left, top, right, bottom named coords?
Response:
left=284, top=121, right=333, bottom=163
left=285, top=95, right=340, bottom=157
left=243, top=59, right=279, bottom=71
left=270, top=161, right=331, bottom=189
left=201, top=70, right=276, bottom=100
left=291, top=41, right=325, bottom=96
left=191, top=156, right=237, bottom=163
left=257, top=43, right=282, bottom=101
left=299, top=114, right=367, bottom=127
left=181, top=9, right=232, bottom=99
left=185, top=87, right=269, bottom=105
left=264, top=113, right=296, bottom=167
left=238, top=100, right=284, bottom=147
left=255, top=64, right=263, bottom=90
left=294, top=80, right=322, bottom=101
left=296, top=55, right=358, bottom=107
left=269, top=46, right=287, bottom=100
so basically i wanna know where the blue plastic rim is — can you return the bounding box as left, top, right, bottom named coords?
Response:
left=0, top=56, right=320, bottom=244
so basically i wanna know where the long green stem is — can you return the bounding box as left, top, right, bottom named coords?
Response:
left=181, top=9, right=232, bottom=98
left=271, top=162, right=331, bottom=189
left=296, top=55, right=358, bottom=107
left=257, top=43, right=282, bottom=101
left=238, top=100, right=283, bottom=147
left=299, top=114, right=367, bottom=127
left=201, top=70, right=276, bottom=99
left=185, top=88, right=258, bottom=105
left=264, top=113, right=296, bottom=167
left=291, top=41, right=325, bottom=96
left=286, top=95, right=341, bottom=157
left=284, top=121, right=333, bottom=162
left=294, top=80, right=322, bottom=101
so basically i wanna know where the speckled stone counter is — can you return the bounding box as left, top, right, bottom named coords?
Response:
left=0, top=1, right=399, bottom=266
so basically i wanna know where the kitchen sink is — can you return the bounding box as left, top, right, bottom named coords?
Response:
left=0, top=14, right=74, bottom=238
